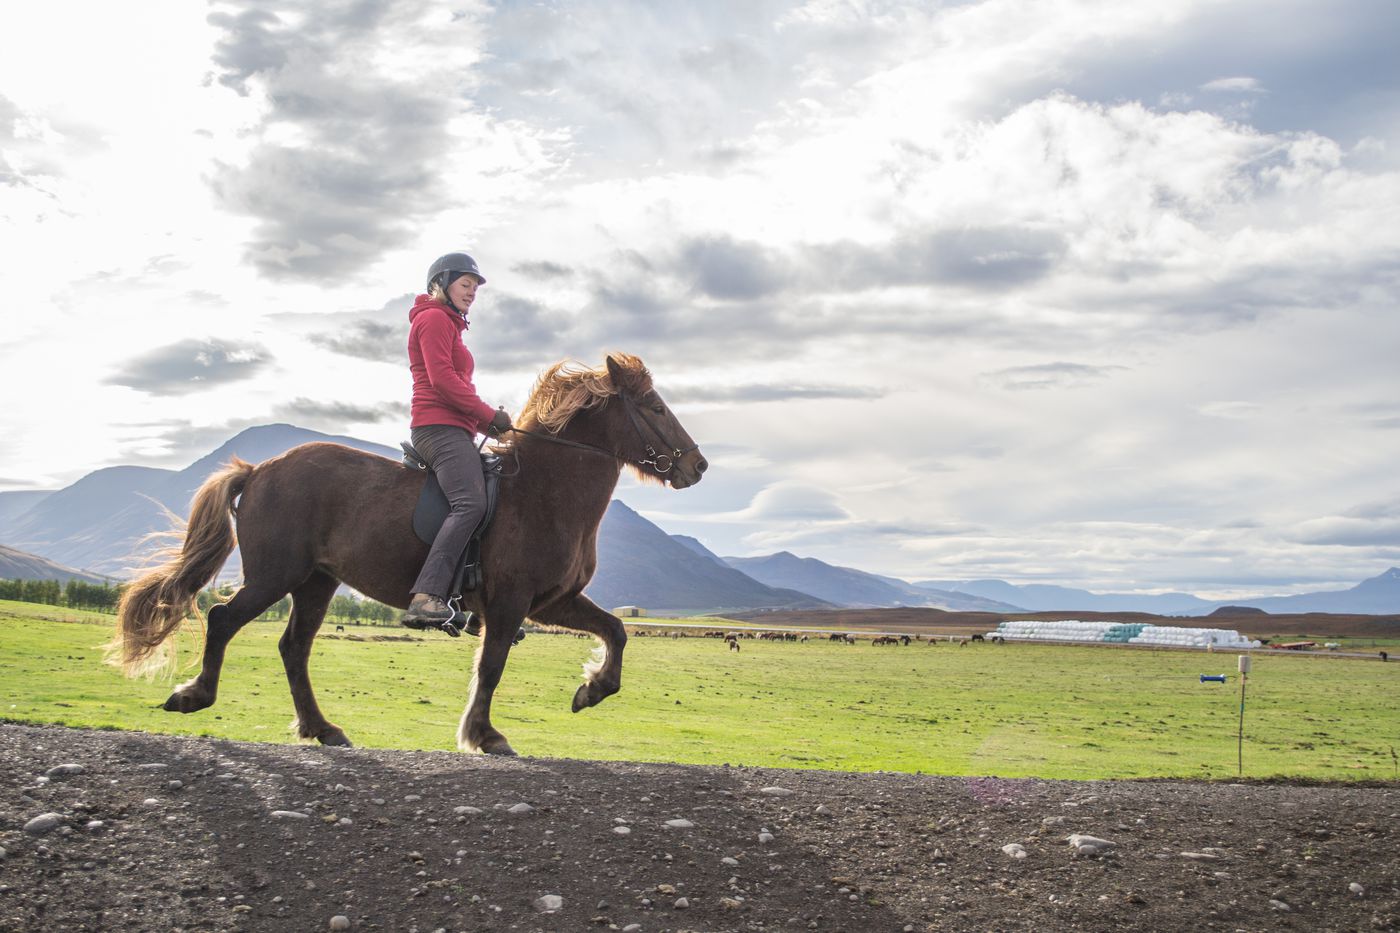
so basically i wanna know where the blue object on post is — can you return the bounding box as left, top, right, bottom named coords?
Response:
left=1200, top=674, right=1227, bottom=683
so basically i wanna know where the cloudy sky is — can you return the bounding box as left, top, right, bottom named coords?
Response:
left=2, top=0, right=1398, bottom=598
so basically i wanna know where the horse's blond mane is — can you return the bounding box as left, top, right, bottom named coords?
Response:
left=517, top=353, right=652, bottom=433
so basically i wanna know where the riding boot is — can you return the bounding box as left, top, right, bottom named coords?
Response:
left=401, top=593, right=455, bottom=629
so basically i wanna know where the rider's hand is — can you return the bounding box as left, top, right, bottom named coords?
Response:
left=487, top=409, right=513, bottom=437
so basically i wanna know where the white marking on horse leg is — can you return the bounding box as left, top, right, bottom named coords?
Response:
left=287, top=716, right=314, bottom=743
left=457, top=671, right=482, bottom=752
left=580, top=644, right=606, bottom=684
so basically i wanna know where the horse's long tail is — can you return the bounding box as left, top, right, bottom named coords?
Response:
left=109, top=458, right=255, bottom=678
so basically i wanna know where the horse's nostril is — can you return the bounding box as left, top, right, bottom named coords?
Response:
left=695, top=458, right=708, bottom=474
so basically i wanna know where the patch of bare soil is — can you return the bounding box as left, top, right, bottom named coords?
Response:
left=1, top=723, right=1395, bottom=932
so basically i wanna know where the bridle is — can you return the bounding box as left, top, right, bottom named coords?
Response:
left=503, top=389, right=697, bottom=475
left=617, top=389, right=700, bottom=474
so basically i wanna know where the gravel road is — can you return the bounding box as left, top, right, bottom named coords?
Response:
left=1, top=723, right=1395, bottom=932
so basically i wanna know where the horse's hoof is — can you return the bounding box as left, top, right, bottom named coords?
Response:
left=318, top=729, right=353, bottom=747
left=162, top=689, right=213, bottom=714
left=481, top=737, right=518, bottom=757
left=572, top=681, right=617, bottom=712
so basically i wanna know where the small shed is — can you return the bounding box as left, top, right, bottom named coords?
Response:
left=612, top=605, right=647, bottom=618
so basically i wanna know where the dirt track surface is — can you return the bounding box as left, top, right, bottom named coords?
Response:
left=1, top=724, right=1396, bottom=932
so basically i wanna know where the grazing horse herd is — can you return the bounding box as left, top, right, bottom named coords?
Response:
left=637, top=628, right=999, bottom=647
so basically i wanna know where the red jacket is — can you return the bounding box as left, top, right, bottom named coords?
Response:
left=407, top=295, right=496, bottom=432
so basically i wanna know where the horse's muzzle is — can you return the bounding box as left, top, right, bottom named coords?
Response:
left=669, top=452, right=707, bottom=489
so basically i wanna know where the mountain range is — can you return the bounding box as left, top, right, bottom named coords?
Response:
left=0, top=544, right=110, bottom=584
left=0, top=425, right=396, bottom=579
left=3, top=423, right=1399, bottom=615
left=724, top=551, right=1020, bottom=612
left=914, top=578, right=1213, bottom=615
left=591, top=504, right=831, bottom=614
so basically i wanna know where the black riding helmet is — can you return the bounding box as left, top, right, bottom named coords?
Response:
left=426, top=252, right=486, bottom=291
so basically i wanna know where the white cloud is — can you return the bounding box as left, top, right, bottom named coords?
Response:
left=1197, top=401, right=1264, bottom=420
left=1201, top=76, right=1265, bottom=93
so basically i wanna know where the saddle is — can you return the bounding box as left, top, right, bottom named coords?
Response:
left=400, top=440, right=503, bottom=602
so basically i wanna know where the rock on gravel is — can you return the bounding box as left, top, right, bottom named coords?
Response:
left=1067, top=833, right=1116, bottom=856
left=328, top=915, right=351, bottom=930
left=44, top=763, right=85, bottom=778
left=664, top=818, right=694, bottom=829
left=23, top=813, right=62, bottom=835
left=533, top=894, right=563, bottom=913
left=1001, top=843, right=1028, bottom=859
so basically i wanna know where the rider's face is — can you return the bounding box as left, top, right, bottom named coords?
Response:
left=447, top=274, right=480, bottom=313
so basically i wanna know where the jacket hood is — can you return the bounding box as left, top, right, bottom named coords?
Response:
left=409, top=294, right=466, bottom=329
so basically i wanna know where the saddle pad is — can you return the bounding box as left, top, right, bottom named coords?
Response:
left=411, top=454, right=502, bottom=545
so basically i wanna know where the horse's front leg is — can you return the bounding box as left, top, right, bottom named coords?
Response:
left=532, top=594, right=626, bottom=713
left=458, top=598, right=529, bottom=756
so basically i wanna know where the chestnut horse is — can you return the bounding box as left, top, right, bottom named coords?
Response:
left=111, top=354, right=706, bottom=756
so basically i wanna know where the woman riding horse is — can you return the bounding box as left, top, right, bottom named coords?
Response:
left=401, top=252, right=512, bottom=629
left=110, top=353, right=707, bottom=756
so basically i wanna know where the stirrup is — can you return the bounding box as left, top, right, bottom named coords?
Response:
left=401, top=614, right=457, bottom=635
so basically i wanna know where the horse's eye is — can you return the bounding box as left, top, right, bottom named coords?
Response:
left=652, top=404, right=665, bottom=415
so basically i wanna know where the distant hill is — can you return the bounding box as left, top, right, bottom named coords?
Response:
left=587, top=504, right=832, bottom=614
left=1206, top=567, right=1400, bottom=614
left=1, top=425, right=398, bottom=578
left=0, top=544, right=111, bottom=584
left=0, top=491, right=52, bottom=532
left=912, top=571, right=1400, bottom=615
left=727, top=552, right=1022, bottom=611
left=670, top=535, right=727, bottom=565
left=913, top=578, right=1214, bottom=615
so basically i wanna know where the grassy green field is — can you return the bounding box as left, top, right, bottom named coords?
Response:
left=2, top=600, right=1397, bottom=781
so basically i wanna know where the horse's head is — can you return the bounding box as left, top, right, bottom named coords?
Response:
left=604, top=354, right=708, bottom=489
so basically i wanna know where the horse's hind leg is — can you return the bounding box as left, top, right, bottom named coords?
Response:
left=164, top=581, right=287, bottom=714
left=279, top=571, right=351, bottom=747
left=532, top=594, right=627, bottom=713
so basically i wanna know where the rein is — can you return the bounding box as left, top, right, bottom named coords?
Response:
left=502, top=390, right=695, bottom=474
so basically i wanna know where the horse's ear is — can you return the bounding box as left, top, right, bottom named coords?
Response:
left=605, top=355, right=626, bottom=388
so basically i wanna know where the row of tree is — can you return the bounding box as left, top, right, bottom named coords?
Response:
left=0, top=578, right=107, bottom=609
left=1, top=578, right=402, bottom=625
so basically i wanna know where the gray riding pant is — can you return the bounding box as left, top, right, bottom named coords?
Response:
left=410, top=424, right=487, bottom=599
